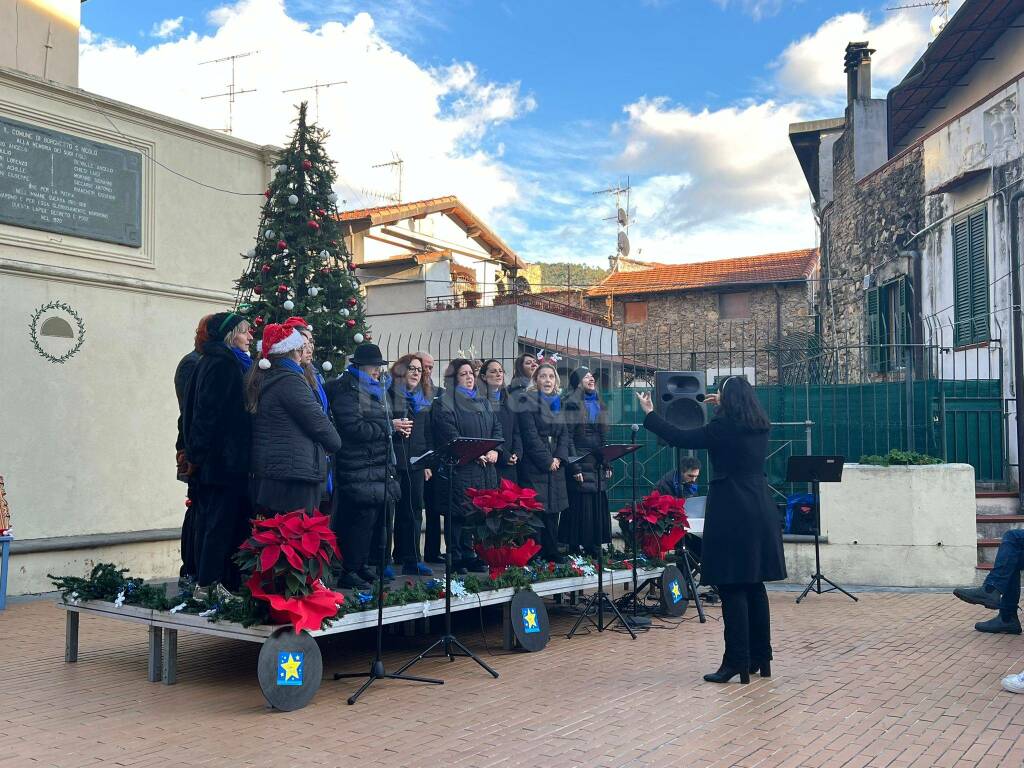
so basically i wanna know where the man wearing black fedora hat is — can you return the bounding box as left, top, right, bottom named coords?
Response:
left=326, top=344, right=403, bottom=589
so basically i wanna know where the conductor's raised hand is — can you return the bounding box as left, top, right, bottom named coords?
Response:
left=636, top=391, right=654, bottom=415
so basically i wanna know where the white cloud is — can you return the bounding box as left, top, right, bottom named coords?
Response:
left=150, top=16, right=184, bottom=39
left=712, top=0, right=786, bottom=21
left=80, top=0, right=531, bottom=222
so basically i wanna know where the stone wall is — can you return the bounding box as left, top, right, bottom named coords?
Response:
left=585, top=282, right=815, bottom=384
left=820, top=129, right=924, bottom=348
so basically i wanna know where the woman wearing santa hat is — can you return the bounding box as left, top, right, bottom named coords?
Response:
left=247, top=323, right=342, bottom=517
left=181, top=311, right=254, bottom=600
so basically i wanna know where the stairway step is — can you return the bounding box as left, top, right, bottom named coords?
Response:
left=977, top=563, right=993, bottom=570
left=978, top=539, right=1002, bottom=547
left=976, top=514, right=1024, bottom=523
left=976, top=491, right=1019, bottom=499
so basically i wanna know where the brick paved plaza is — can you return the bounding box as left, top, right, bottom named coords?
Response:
left=3, top=589, right=1024, bottom=767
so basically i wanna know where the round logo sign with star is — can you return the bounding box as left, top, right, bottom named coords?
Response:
left=29, top=301, right=86, bottom=364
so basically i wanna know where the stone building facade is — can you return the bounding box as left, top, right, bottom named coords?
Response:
left=585, top=249, right=818, bottom=385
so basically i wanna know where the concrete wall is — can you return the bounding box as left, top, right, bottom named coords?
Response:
left=783, top=463, right=977, bottom=587
left=0, top=0, right=80, bottom=88
left=0, top=68, right=270, bottom=594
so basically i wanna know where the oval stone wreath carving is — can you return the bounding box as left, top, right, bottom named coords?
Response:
left=29, top=301, right=86, bottom=364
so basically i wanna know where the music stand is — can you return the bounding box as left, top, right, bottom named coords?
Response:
left=396, top=437, right=503, bottom=679
left=785, top=455, right=857, bottom=604
left=566, top=444, right=641, bottom=639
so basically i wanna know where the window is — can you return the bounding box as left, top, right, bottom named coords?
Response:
left=719, top=291, right=751, bottom=320
left=866, top=277, right=911, bottom=373
left=623, top=301, right=648, bottom=324
left=952, top=208, right=990, bottom=347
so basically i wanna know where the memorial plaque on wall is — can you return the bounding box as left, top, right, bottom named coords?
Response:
left=0, top=116, right=142, bottom=247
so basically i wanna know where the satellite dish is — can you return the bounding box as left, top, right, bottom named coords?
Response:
left=617, top=231, right=630, bottom=257
left=929, top=14, right=947, bottom=37
left=617, top=207, right=628, bottom=226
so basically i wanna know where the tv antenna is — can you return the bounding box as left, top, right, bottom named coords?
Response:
left=200, top=50, right=259, bottom=134
left=282, top=80, right=347, bottom=122
left=592, top=178, right=632, bottom=268
left=371, top=154, right=404, bottom=204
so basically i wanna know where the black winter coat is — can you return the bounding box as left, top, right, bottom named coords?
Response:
left=517, top=392, right=573, bottom=515
left=182, top=341, right=251, bottom=487
left=563, top=395, right=608, bottom=494
left=250, top=365, right=342, bottom=483
left=431, top=389, right=503, bottom=518
left=327, top=372, right=401, bottom=508
left=174, top=351, right=200, bottom=452
left=642, top=411, right=786, bottom=585
left=489, top=390, right=523, bottom=483
left=389, top=387, right=433, bottom=511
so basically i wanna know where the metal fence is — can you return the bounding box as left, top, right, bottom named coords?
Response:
left=374, top=314, right=1010, bottom=509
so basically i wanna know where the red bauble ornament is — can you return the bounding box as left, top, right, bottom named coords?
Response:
left=261, top=263, right=271, bottom=273
left=253, top=286, right=263, bottom=295
left=184, top=498, right=192, bottom=508
left=254, top=315, right=264, bottom=326
left=302, top=159, right=312, bottom=170
left=278, top=283, right=289, bottom=293
left=347, top=298, right=357, bottom=307
left=329, top=240, right=337, bottom=247
left=320, top=267, right=330, bottom=275
left=346, top=319, right=356, bottom=328
left=316, top=208, right=327, bottom=217
left=277, top=239, right=287, bottom=251
left=307, top=220, right=320, bottom=230
left=264, top=189, right=271, bottom=199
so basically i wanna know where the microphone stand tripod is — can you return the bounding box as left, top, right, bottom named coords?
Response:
left=397, top=437, right=502, bottom=679
left=334, top=379, right=443, bottom=704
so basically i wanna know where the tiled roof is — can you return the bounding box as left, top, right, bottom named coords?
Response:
left=358, top=249, right=452, bottom=268
left=337, top=196, right=525, bottom=269
left=587, top=248, right=818, bottom=298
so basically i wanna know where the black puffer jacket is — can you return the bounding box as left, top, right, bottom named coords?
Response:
left=563, top=394, right=607, bottom=494
left=182, top=341, right=251, bottom=486
left=388, top=387, right=433, bottom=469
left=489, top=389, right=523, bottom=483
left=431, top=388, right=503, bottom=518
left=251, top=365, right=341, bottom=482
left=175, top=350, right=200, bottom=452
left=327, top=371, right=400, bottom=508
left=517, top=391, right=573, bottom=514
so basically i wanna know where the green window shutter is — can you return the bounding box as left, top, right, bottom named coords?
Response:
left=867, top=286, right=882, bottom=372
left=953, top=217, right=972, bottom=346
left=968, top=209, right=989, bottom=344
left=895, top=276, right=911, bottom=348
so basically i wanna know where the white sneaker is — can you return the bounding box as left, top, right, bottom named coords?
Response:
left=1001, top=671, right=1024, bottom=693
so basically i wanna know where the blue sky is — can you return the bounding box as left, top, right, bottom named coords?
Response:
left=78, top=0, right=954, bottom=267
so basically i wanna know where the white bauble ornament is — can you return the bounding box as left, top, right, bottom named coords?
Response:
left=246, top=248, right=256, bottom=258
left=288, top=194, right=299, bottom=205
left=283, top=299, right=295, bottom=310
left=328, top=192, right=339, bottom=203
left=322, top=360, right=333, bottom=372
left=339, top=308, right=349, bottom=317
left=275, top=164, right=287, bottom=174
left=353, top=333, right=364, bottom=344
left=308, top=286, right=319, bottom=297
left=258, top=358, right=271, bottom=370
left=319, top=249, right=330, bottom=259
left=265, top=229, right=275, bottom=239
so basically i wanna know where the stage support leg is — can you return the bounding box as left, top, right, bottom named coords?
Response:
left=65, top=611, right=79, bottom=663
left=147, top=626, right=162, bottom=683
left=162, top=629, right=177, bottom=685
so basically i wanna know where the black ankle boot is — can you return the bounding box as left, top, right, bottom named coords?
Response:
left=749, top=659, right=771, bottom=678
left=703, top=663, right=750, bottom=684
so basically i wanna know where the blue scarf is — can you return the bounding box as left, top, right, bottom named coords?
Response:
left=456, top=385, right=478, bottom=400
left=314, top=374, right=329, bottom=414
left=347, top=365, right=385, bottom=401
left=540, top=392, right=561, bottom=412
left=583, top=391, right=601, bottom=423
left=405, top=388, right=429, bottom=415
left=276, top=358, right=304, bottom=376
left=490, top=388, right=503, bottom=402
left=230, top=346, right=252, bottom=373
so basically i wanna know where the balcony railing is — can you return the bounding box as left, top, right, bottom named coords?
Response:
left=425, top=289, right=611, bottom=327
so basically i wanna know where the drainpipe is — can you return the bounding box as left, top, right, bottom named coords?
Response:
left=1003, top=185, right=1024, bottom=506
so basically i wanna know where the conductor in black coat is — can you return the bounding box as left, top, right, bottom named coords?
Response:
left=638, top=376, right=786, bottom=685
left=181, top=312, right=254, bottom=593
left=327, top=344, right=402, bottom=589
left=431, top=358, right=503, bottom=573
left=479, top=359, right=523, bottom=484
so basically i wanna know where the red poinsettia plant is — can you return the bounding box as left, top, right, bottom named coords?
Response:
left=465, top=479, right=546, bottom=577
left=615, top=491, right=690, bottom=559
left=234, top=509, right=345, bottom=632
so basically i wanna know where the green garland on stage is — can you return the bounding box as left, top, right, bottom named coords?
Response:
left=49, top=553, right=668, bottom=629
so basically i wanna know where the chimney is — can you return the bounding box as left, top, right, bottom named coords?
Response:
left=844, top=42, right=875, bottom=105
left=0, top=0, right=82, bottom=88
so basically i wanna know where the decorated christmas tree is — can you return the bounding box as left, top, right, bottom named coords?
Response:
left=235, top=101, right=369, bottom=373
